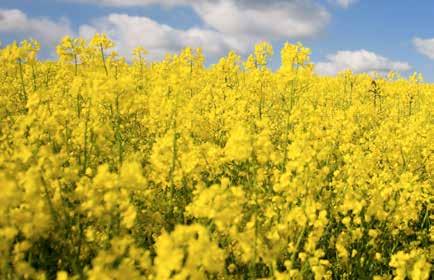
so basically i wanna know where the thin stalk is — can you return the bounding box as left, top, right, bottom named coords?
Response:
left=74, top=53, right=78, bottom=76
left=282, top=65, right=298, bottom=171
left=17, top=58, right=27, bottom=101
left=291, top=226, right=306, bottom=265
left=81, top=104, right=91, bottom=175
left=99, top=44, right=108, bottom=76
left=139, top=53, right=144, bottom=79
left=31, top=64, right=37, bottom=91
left=259, top=81, right=264, bottom=119
left=168, top=118, right=178, bottom=194
left=115, top=92, right=123, bottom=168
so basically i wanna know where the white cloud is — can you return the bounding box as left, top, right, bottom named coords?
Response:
left=330, top=0, right=358, bottom=8
left=79, top=13, right=244, bottom=60
left=193, top=1, right=330, bottom=41
left=0, top=9, right=73, bottom=45
left=68, top=0, right=330, bottom=42
left=66, top=0, right=189, bottom=6
left=413, top=37, right=434, bottom=60
left=1, top=1, right=330, bottom=61
left=315, top=50, right=411, bottom=75
left=75, top=0, right=331, bottom=60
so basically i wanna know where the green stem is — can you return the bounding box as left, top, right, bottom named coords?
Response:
left=100, top=44, right=108, bottom=76
left=18, top=58, right=27, bottom=101
left=115, top=92, right=123, bottom=168
left=168, top=119, right=178, bottom=193
left=31, top=64, right=37, bottom=91
left=74, top=53, right=78, bottom=76
left=290, top=226, right=306, bottom=265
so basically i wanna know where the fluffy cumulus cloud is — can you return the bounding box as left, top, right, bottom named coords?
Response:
left=413, top=37, right=434, bottom=60
left=193, top=1, right=330, bottom=40
left=79, top=13, right=244, bottom=60
left=0, top=9, right=73, bottom=45
left=330, top=0, right=358, bottom=8
left=0, top=0, right=332, bottom=61
left=65, top=0, right=191, bottom=6
left=67, top=0, right=330, bottom=59
left=72, top=0, right=330, bottom=40
left=315, top=50, right=411, bottom=75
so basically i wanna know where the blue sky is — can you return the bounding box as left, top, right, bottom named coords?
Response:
left=1, top=0, right=433, bottom=81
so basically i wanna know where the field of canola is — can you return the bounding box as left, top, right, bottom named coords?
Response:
left=0, top=35, right=433, bottom=279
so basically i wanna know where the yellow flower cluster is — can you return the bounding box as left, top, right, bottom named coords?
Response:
left=0, top=34, right=432, bottom=279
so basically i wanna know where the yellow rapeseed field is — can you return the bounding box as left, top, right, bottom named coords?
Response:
left=0, top=34, right=432, bottom=279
